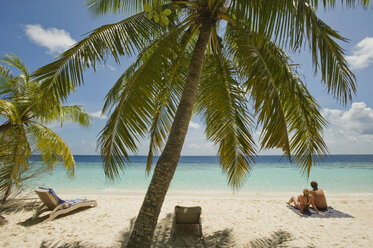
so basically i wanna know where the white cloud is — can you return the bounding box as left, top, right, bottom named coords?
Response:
left=189, top=121, right=200, bottom=129
left=24, top=24, right=76, bottom=54
left=89, top=111, right=107, bottom=119
left=188, top=144, right=200, bottom=149
left=323, top=102, right=373, bottom=135
left=108, top=65, right=116, bottom=71
left=322, top=102, right=373, bottom=153
left=346, top=37, right=373, bottom=70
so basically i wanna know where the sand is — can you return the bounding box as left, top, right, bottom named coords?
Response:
left=0, top=191, right=372, bottom=247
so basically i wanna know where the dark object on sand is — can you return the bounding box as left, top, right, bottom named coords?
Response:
left=171, top=205, right=203, bottom=240
left=287, top=205, right=353, bottom=218
left=0, top=215, right=8, bottom=225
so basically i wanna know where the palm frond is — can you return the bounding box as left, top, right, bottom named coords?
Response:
left=0, top=164, right=15, bottom=196
left=226, top=26, right=327, bottom=174
left=0, top=64, right=14, bottom=79
left=36, top=105, right=92, bottom=128
left=229, top=0, right=357, bottom=104
left=0, top=125, right=31, bottom=191
left=99, top=26, right=189, bottom=179
left=0, top=55, right=90, bottom=197
left=0, top=99, right=17, bottom=124
left=1, top=54, right=30, bottom=82
left=32, top=12, right=164, bottom=103
left=197, top=53, right=256, bottom=189
left=226, top=27, right=292, bottom=157
left=0, top=65, right=15, bottom=97
left=284, top=80, right=328, bottom=175
left=146, top=27, right=196, bottom=172
left=61, top=105, right=92, bottom=127
left=27, top=123, right=76, bottom=177
left=308, top=0, right=370, bottom=8
left=85, top=0, right=158, bottom=16
left=297, top=2, right=356, bottom=104
left=0, top=65, right=22, bottom=99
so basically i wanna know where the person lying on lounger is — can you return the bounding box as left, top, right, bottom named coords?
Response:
left=287, top=189, right=325, bottom=216
left=309, top=181, right=328, bottom=210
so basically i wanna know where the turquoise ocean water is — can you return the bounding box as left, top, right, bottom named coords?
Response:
left=30, top=155, right=373, bottom=194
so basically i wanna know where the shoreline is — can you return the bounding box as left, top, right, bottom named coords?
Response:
left=23, top=188, right=373, bottom=200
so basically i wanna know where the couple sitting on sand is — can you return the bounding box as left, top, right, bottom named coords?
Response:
left=287, top=181, right=327, bottom=216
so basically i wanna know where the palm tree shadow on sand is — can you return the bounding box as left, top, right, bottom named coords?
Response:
left=39, top=241, right=98, bottom=248
left=118, top=213, right=293, bottom=247
left=38, top=229, right=294, bottom=248
left=18, top=206, right=94, bottom=227
left=0, top=198, right=39, bottom=215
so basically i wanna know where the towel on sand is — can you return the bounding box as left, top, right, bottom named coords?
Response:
left=287, top=205, right=353, bottom=218
left=64, top=199, right=87, bottom=208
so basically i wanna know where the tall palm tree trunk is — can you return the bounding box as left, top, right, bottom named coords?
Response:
left=126, top=19, right=212, bottom=247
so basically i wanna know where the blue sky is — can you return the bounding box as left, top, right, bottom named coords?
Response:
left=1, top=1, right=373, bottom=155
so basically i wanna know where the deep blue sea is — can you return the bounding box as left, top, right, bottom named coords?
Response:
left=29, top=155, right=373, bottom=194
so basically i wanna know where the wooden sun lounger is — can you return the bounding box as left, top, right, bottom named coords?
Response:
left=171, top=205, right=203, bottom=240
left=33, top=188, right=97, bottom=222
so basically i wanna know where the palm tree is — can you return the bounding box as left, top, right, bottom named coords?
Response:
left=0, top=54, right=91, bottom=203
left=32, top=0, right=369, bottom=246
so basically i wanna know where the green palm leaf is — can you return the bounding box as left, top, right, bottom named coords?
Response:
left=32, top=12, right=164, bottom=102
left=226, top=28, right=292, bottom=157
left=99, top=26, right=189, bottom=179
left=27, top=123, right=76, bottom=177
left=227, top=26, right=327, bottom=174
left=36, top=105, right=92, bottom=128
left=284, top=80, right=328, bottom=174
left=0, top=99, right=17, bottom=124
left=229, top=0, right=357, bottom=104
left=197, top=53, right=256, bottom=188
left=146, top=27, right=196, bottom=171
left=0, top=126, right=31, bottom=189
left=0, top=55, right=90, bottom=201
left=2, top=54, right=30, bottom=83
left=86, top=0, right=157, bottom=16
left=0, top=65, right=16, bottom=98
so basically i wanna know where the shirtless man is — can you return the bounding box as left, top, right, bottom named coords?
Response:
left=309, top=181, right=328, bottom=210
left=287, top=188, right=325, bottom=216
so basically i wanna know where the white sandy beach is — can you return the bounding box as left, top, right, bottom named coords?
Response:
left=1, top=192, right=372, bottom=248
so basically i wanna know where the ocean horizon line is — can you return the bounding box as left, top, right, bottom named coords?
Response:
left=29, top=154, right=373, bottom=164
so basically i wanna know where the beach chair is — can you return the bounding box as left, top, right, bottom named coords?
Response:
left=171, top=205, right=203, bottom=240
left=33, top=187, right=97, bottom=222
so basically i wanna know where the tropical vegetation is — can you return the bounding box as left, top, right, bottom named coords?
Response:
left=0, top=55, right=91, bottom=204
left=32, top=0, right=369, bottom=246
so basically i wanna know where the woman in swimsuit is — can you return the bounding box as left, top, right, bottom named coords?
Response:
left=287, top=188, right=325, bottom=216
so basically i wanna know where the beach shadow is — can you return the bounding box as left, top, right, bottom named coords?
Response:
left=0, top=215, right=8, bottom=226
left=119, top=213, right=205, bottom=247
left=118, top=216, right=137, bottom=247
left=0, top=198, right=39, bottom=214
left=247, top=230, right=293, bottom=248
left=118, top=216, right=292, bottom=247
left=39, top=240, right=98, bottom=248
left=18, top=206, right=94, bottom=227
left=202, top=228, right=235, bottom=247
left=286, top=205, right=353, bottom=218
left=119, top=214, right=236, bottom=247
left=152, top=213, right=175, bottom=247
